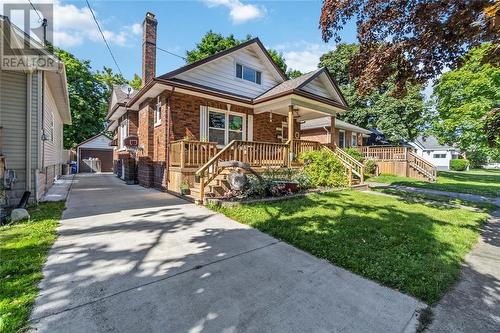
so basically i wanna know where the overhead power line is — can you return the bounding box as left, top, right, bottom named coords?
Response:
left=85, top=0, right=123, bottom=76
left=27, top=0, right=43, bottom=22
left=156, top=46, right=186, bottom=61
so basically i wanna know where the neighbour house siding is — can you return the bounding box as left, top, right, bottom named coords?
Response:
left=0, top=71, right=27, bottom=204
left=175, top=47, right=282, bottom=98
left=31, top=73, right=40, bottom=171
left=43, top=81, right=64, bottom=167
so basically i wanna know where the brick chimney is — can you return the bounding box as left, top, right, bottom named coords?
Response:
left=142, top=12, right=157, bottom=86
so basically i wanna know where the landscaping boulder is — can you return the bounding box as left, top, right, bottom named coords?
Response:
left=11, top=208, right=30, bottom=222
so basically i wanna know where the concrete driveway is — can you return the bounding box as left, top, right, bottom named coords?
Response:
left=30, top=173, right=424, bottom=332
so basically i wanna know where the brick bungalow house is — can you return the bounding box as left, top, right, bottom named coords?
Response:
left=106, top=12, right=366, bottom=201
left=300, top=117, right=371, bottom=148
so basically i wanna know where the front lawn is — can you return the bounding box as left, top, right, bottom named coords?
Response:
left=0, top=202, right=65, bottom=333
left=368, top=169, right=500, bottom=197
left=211, top=191, right=489, bottom=304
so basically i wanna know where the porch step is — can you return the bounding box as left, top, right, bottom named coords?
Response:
left=351, top=183, right=369, bottom=191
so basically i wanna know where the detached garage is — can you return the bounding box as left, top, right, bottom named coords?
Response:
left=76, top=134, right=113, bottom=173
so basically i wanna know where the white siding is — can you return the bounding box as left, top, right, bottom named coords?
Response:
left=301, top=73, right=344, bottom=104
left=175, top=46, right=282, bottom=98
left=79, top=135, right=112, bottom=149
left=0, top=70, right=27, bottom=201
left=43, top=81, right=64, bottom=168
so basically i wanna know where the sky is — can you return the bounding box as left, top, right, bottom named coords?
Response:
left=1, top=0, right=358, bottom=80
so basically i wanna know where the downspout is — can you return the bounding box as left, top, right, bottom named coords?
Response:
left=323, top=126, right=330, bottom=144
left=164, top=87, right=175, bottom=189
left=26, top=72, right=32, bottom=193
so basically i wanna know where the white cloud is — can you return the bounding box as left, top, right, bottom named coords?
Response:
left=0, top=0, right=141, bottom=48
left=274, top=41, right=332, bottom=73
left=203, top=0, right=266, bottom=23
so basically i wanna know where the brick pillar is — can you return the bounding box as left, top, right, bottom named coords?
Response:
left=138, top=103, right=154, bottom=187
left=142, top=12, right=157, bottom=86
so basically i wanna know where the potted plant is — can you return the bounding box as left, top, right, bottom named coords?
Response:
left=180, top=181, right=190, bottom=195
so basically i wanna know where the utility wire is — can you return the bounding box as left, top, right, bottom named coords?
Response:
left=85, top=0, right=123, bottom=75
left=156, top=46, right=186, bottom=61
left=27, top=0, right=43, bottom=22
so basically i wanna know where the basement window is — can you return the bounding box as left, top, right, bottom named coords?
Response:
left=236, top=63, right=261, bottom=84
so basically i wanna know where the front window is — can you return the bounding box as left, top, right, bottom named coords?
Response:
left=209, top=111, right=226, bottom=145
left=236, top=63, right=261, bottom=84
left=339, top=131, right=345, bottom=148
left=433, top=153, right=446, bottom=159
left=351, top=133, right=357, bottom=147
left=208, top=110, right=244, bottom=145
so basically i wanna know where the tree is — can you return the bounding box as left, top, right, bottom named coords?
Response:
left=433, top=43, right=500, bottom=166
left=320, top=0, right=499, bottom=96
left=186, top=31, right=302, bottom=79
left=319, top=43, right=429, bottom=142
left=55, top=50, right=134, bottom=148
left=129, top=74, right=142, bottom=90
left=56, top=49, right=108, bottom=149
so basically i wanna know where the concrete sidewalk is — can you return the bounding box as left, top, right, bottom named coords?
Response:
left=30, top=173, right=425, bottom=332
left=428, top=208, right=500, bottom=332
left=41, top=174, right=74, bottom=202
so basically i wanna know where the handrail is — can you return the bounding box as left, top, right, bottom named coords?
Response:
left=408, top=152, right=437, bottom=182
left=324, top=144, right=364, bottom=182
left=196, top=140, right=237, bottom=176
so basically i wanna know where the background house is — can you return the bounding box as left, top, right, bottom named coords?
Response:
left=409, top=136, right=460, bottom=170
left=300, top=117, right=371, bottom=147
left=76, top=134, right=113, bottom=173
left=0, top=16, right=71, bottom=206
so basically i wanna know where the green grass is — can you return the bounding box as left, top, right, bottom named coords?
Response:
left=0, top=202, right=65, bottom=333
left=371, top=188, right=498, bottom=213
left=368, top=169, right=500, bottom=198
left=211, top=191, right=489, bottom=304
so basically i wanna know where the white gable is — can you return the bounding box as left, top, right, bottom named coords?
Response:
left=173, top=44, right=284, bottom=98
left=300, top=72, right=345, bottom=105
left=79, top=135, right=112, bottom=149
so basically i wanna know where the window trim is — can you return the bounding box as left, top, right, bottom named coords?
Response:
left=432, top=153, right=447, bottom=159
left=235, top=62, right=262, bottom=85
left=207, top=107, right=246, bottom=146
left=154, top=96, right=161, bottom=126
left=351, top=133, right=357, bottom=147
left=338, top=130, right=345, bottom=148
left=119, top=118, right=128, bottom=150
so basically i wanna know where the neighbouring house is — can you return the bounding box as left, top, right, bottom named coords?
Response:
left=106, top=12, right=436, bottom=202
left=409, top=136, right=460, bottom=171
left=0, top=16, right=71, bottom=206
left=300, top=117, right=371, bottom=147
left=76, top=134, right=113, bottom=173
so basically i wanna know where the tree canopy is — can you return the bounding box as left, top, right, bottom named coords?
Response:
left=319, top=43, right=429, bottom=142
left=433, top=43, right=500, bottom=166
left=185, top=31, right=302, bottom=79
left=320, top=0, right=499, bottom=96
left=55, top=49, right=137, bottom=148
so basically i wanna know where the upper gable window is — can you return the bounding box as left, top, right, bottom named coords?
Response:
left=236, top=63, right=261, bottom=84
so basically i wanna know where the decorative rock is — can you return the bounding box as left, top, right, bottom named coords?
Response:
left=227, top=170, right=247, bottom=191
left=11, top=208, right=30, bottom=222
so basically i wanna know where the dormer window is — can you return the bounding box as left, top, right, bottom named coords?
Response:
left=236, top=63, right=261, bottom=84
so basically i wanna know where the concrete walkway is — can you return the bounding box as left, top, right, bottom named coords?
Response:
left=41, top=174, right=74, bottom=202
left=30, top=173, right=424, bottom=332
left=428, top=208, right=500, bottom=332
left=369, top=183, right=500, bottom=207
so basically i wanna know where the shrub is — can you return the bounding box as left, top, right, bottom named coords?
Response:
left=364, top=159, right=377, bottom=175
left=344, top=147, right=364, bottom=162
left=300, top=150, right=349, bottom=188
left=292, top=172, right=314, bottom=190
left=450, top=159, right=470, bottom=171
